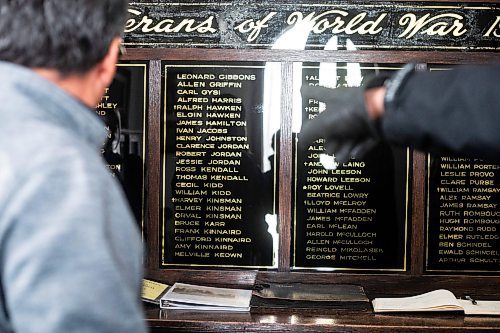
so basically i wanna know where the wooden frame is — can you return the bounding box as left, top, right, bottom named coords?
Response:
left=122, top=48, right=500, bottom=298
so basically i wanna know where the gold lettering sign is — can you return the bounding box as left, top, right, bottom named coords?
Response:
left=125, top=3, right=499, bottom=50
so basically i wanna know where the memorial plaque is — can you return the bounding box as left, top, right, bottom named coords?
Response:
left=426, top=155, right=500, bottom=273
left=293, top=65, right=409, bottom=271
left=125, top=2, right=500, bottom=51
left=161, top=62, right=278, bottom=268
left=95, top=63, right=148, bottom=228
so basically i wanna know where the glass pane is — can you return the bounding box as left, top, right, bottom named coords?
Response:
left=97, top=62, right=148, bottom=231
left=426, top=154, right=500, bottom=274
left=160, top=62, right=279, bottom=269
left=292, top=63, right=409, bottom=271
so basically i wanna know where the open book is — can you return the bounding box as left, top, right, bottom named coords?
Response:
left=160, top=283, right=252, bottom=312
left=372, top=289, right=500, bottom=315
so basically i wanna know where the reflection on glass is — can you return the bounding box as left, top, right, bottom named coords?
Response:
left=161, top=63, right=279, bottom=268
left=263, top=17, right=314, bottom=161
left=97, top=63, right=147, bottom=230
left=293, top=63, right=409, bottom=271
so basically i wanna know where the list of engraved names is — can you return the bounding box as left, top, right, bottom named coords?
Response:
left=293, top=67, right=408, bottom=270
left=162, top=64, right=274, bottom=268
left=427, top=156, right=500, bottom=272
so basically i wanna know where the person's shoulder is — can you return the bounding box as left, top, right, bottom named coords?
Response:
left=0, top=116, right=104, bottom=176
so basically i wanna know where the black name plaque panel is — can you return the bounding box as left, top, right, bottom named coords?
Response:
left=161, top=62, right=278, bottom=268
left=426, top=155, right=500, bottom=273
left=293, top=64, right=410, bottom=271
left=96, top=62, right=148, bottom=229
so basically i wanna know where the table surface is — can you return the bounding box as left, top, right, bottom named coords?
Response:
left=145, top=305, right=500, bottom=332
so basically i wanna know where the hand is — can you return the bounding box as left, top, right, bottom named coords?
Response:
left=299, top=85, right=383, bottom=164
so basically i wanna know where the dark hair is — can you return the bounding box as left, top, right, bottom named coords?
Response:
left=0, top=0, right=128, bottom=74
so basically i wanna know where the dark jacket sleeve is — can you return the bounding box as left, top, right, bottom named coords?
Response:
left=382, top=65, right=500, bottom=162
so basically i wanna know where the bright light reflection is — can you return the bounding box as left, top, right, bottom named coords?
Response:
left=265, top=214, right=279, bottom=268
left=315, top=318, right=337, bottom=325
left=318, top=36, right=339, bottom=113
left=319, top=153, right=338, bottom=170
left=313, top=38, right=363, bottom=168
left=346, top=39, right=363, bottom=87
left=263, top=19, right=315, bottom=172
left=262, top=19, right=316, bottom=263
left=259, top=315, right=277, bottom=324
left=315, top=267, right=336, bottom=272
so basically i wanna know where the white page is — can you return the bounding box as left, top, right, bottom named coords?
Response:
left=163, top=302, right=250, bottom=312
left=162, top=283, right=252, bottom=308
left=458, top=299, right=500, bottom=316
left=372, top=290, right=461, bottom=312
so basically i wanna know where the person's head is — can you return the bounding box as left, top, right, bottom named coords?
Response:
left=0, top=0, right=129, bottom=106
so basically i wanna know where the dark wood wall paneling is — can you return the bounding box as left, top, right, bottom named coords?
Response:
left=121, top=0, right=500, bottom=330
left=121, top=48, right=500, bottom=299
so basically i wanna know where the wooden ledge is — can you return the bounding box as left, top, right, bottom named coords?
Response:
left=145, top=305, right=500, bottom=332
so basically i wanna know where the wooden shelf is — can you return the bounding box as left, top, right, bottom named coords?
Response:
left=145, top=305, right=500, bottom=332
